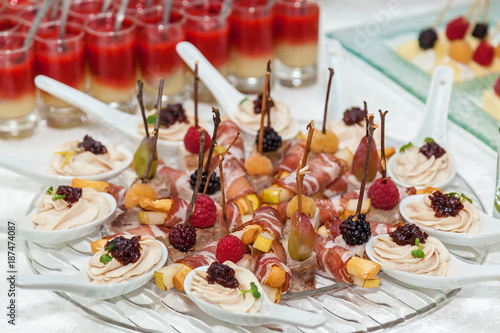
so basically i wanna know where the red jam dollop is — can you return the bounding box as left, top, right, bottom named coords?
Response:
left=78, top=135, right=108, bottom=155
left=253, top=93, right=274, bottom=114
left=419, top=141, right=445, bottom=159
left=389, top=223, right=428, bottom=246
left=56, top=185, right=82, bottom=207
left=159, top=103, right=189, bottom=128
left=206, top=262, right=239, bottom=289
left=429, top=191, right=464, bottom=217
left=105, top=236, right=142, bottom=266
left=342, top=107, right=365, bottom=125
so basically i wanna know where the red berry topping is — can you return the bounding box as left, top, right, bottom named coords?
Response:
left=168, top=224, right=196, bottom=252
left=368, top=177, right=400, bottom=210
left=183, top=126, right=212, bottom=154
left=445, top=16, right=469, bottom=41
left=190, top=194, right=217, bottom=228
left=494, top=77, right=500, bottom=97
left=216, top=235, right=245, bottom=264
left=473, top=41, right=495, bottom=67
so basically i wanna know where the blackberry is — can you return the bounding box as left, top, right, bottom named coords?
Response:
left=168, top=224, right=196, bottom=252
left=418, top=28, right=438, bottom=50
left=190, top=171, right=220, bottom=195
left=390, top=223, right=428, bottom=246
left=472, top=22, right=488, bottom=40
left=256, top=126, right=282, bottom=153
left=253, top=93, right=274, bottom=114
left=339, top=214, right=371, bottom=246
left=78, top=135, right=107, bottom=154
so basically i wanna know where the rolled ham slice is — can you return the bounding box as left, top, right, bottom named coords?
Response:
left=176, top=241, right=217, bottom=269
left=314, top=234, right=351, bottom=283
left=157, top=163, right=190, bottom=197
left=273, top=139, right=306, bottom=177
left=217, top=119, right=245, bottom=165
left=232, top=206, right=284, bottom=240
left=255, top=253, right=292, bottom=292
left=222, top=154, right=256, bottom=203
left=314, top=197, right=346, bottom=225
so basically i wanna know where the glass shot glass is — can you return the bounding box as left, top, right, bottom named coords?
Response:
left=229, top=0, right=274, bottom=94
left=0, top=32, right=37, bottom=139
left=18, top=4, right=60, bottom=33
left=273, top=0, right=319, bottom=87
left=68, top=0, right=107, bottom=26
left=34, top=21, right=86, bottom=128
left=85, top=13, right=137, bottom=113
left=137, top=5, right=186, bottom=108
left=0, top=14, right=19, bottom=33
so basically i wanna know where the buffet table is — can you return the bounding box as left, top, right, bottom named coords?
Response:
left=2, top=0, right=500, bottom=332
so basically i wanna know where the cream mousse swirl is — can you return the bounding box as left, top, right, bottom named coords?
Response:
left=32, top=188, right=110, bottom=231
left=87, top=235, right=162, bottom=285
left=189, top=261, right=263, bottom=313
left=139, top=112, right=207, bottom=142
left=393, top=147, right=453, bottom=187
left=51, top=140, right=126, bottom=176
left=234, top=99, right=295, bottom=138
left=327, top=119, right=381, bottom=153
left=404, top=194, right=479, bottom=233
left=371, top=235, right=453, bottom=277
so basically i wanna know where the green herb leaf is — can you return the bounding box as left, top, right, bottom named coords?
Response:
left=460, top=193, right=472, bottom=204
left=46, top=186, right=54, bottom=195
left=415, top=238, right=420, bottom=247
left=99, top=254, right=112, bottom=264
left=146, top=114, right=157, bottom=125
left=423, top=137, right=435, bottom=143
left=399, top=141, right=415, bottom=153
left=411, top=248, right=425, bottom=258
left=241, top=282, right=261, bottom=299
left=239, top=98, right=249, bottom=105
left=446, top=192, right=459, bottom=198
left=105, top=239, right=115, bottom=252
left=51, top=194, right=66, bottom=201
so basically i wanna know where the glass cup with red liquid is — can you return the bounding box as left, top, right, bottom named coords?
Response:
left=68, top=0, right=108, bottom=26
left=0, top=14, right=19, bottom=32
left=3, top=0, right=38, bottom=15
left=114, top=0, right=162, bottom=17
left=185, top=0, right=230, bottom=102
left=34, top=21, right=86, bottom=128
left=18, top=4, right=60, bottom=33
left=230, top=0, right=274, bottom=94
left=273, top=0, right=319, bottom=87
left=137, top=5, right=186, bottom=108
left=0, top=32, right=37, bottom=139
left=85, top=13, right=137, bottom=113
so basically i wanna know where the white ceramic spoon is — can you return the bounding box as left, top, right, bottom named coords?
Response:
left=175, top=41, right=299, bottom=140
left=366, top=236, right=500, bottom=290
left=325, top=38, right=353, bottom=120
left=184, top=266, right=326, bottom=328
left=0, top=145, right=133, bottom=186
left=387, top=65, right=456, bottom=189
left=33, top=75, right=185, bottom=156
left=0, top=193, right=116, bottom=244
left=17, top=241, right=168, bottom=299
left=399, top=194, right=500, bottom=246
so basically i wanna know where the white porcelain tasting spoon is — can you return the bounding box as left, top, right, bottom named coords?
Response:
left=33, top=75, right=186, bottom=157
left=326, top=38, right=353, bottom=120
left=184, top=266, right=326, bottom=328
left=366, top=236, right=500, bottom=290
left=399, top=194, right=500, bottom=246
left=387, top=65, right=456, bottom=189
left=0, top=192, right=116, bottom=244
left=0, top=144, right=133, bottom=186
left=17, top=241, right=168, bottom=299
left=175, top=41, right=299, bottom=141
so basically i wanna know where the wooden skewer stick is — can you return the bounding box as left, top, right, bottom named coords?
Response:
left=137, top=80, right=149, bottom=138
left=184, top=130, right=206, bottom=226
left=295, top=164, right=310, bottom=216
left=204, top=107, right=221, bottom=174
left=258, top=69, right=271, bottom=155
left=464, top=0, right=487, bottom=41
left=194, top=61, right=199, bottom=129
left=432, top=0, right=454, bottom=28
left=266, top=60, right=272, bottom=129
left=219, top=155, right=228, bottom=236
left=379, top=110, right=388, bottom=183
left=322, top=68, right=334, bottom=134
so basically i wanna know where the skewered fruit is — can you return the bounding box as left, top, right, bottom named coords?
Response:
left=288, top=211, right=315, bottom=261
left=245, top=154, right=273, bottom=176
left=472, top=22, right=488, bottom=40
left=286, top=195, right=316, bottom=218
left=445, top=16, right=469, bottom=41
left=183, top=126, right=211, bottom=154
left=449, top=40, right=472, bottom=63
left=473, top=41, right=495, bottom=66
left=124, top=183, right=158, bottom=209
left=133, top=137, right=158, bottom=179
left=352, top=136, right=379, bottom=182
left=418, top=28, right=438, bottom=49
left=310, top=129, right=339, bottom=154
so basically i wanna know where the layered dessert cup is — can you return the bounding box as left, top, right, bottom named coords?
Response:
left=68, top=0, right=108, bottom=26
left=273, top=0, right=319, bottom=87
left=0, top=14, right=19, bottom=33
left=35, top=21, right=86, bottom=128
left=137, top=6, right=187, bottom=108
left=230, top=0, right=274, bottom=93
left=18, top=4, right=61, bottom=33
left=0, top=32, right=36, bottom=139
left=85, top=13, right=137, bottom=113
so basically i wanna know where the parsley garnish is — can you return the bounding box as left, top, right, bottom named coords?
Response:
left=99, top=239, right=115, bottom=264
left=241, top=282, right=261, bottom=299
left=411, top=238, right=425, bottom=259
left=399, top=141, right=415, bottom=153
left=446, top=192, right=473, bottom=204
left=239, top=98, right=249, bottom=105
left=46, top=186, right=66, bottom=201
left=146, top=114, right=157, bottom=124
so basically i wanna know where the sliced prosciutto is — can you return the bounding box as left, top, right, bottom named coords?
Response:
left=255, top=253, right=292, bottom=292
left=314, top=197, right=346, bottom=225
left=156, top=163, right=190, bottom=197
left=322, top=170, right=348, bottom=198
left=328, top=218, right=400, bottom=239
left=106, top=224, right=171, bottom=239
left=214, top=201, right=243, bottom=232
left=274, top=153, right=347, bottom=196
left=216, top=119, right=245, bottom=165
left=274, top=139, right=306, bottom=177
left=314, top=234, right=351, bottom=283
left=176, top=241, right=217, bottom=268
left=232, top=205, right=284, bottom=239
left=222, top=154, right=256, bottom=203
left=107, top=183, right=127, bottom=210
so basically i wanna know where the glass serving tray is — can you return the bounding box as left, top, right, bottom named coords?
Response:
left=23, top=166, right=489, bottom=333
left=328, top=3, right=500, bottom=150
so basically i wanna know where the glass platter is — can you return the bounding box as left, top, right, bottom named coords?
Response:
left=23, top=141, right=490, bottom=333
left=327, top=2, right=500, bottom=150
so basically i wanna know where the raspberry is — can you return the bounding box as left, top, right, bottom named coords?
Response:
left=473, top=41, right=495, bottom=67
left=368, top=178, right=400, bottom=210
left=472, top=22, right=488, bottom=40
left=216, top=235, right=245, bottom=263
left=418, top=28, right=438, bottom=50
left=168, top=224, right=196, bottom=252
left=190, top=170, right=220, bottom=195
left=445, top=16, right=469, bottom=41
left=183, top=126, right=212, bottom=154
left=339, top=214, right=371, bottom=246
left=190, top=194, right=217, bottom=228
left=256, top=126, right=282, bottom=153
left=494, top=77, right=500, bottom=97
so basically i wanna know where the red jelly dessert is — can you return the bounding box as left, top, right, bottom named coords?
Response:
left=115, top=0, right=161, bottom=16
left=3, top=0, right=36, bottom=15
left=185, top=1, right=230, bottom=75
left=35, top=22, right=85, bottom=107
left=273, top=0, right=319, bottom=68
left=18, top=4, right=60, bottom=33
left=230, top=0, right=274, bottom=78
left=85, top=13, right=137, bottom=105
left=137, top=7, right=186, bottom=95
left=68, top=0, right=106, bottom=25
left=0, top=15, right=18, bottom=33
left=0, top=33, right=36, bottom=119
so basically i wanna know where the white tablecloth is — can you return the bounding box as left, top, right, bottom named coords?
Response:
left=2, top=0, right=500, bottom=332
